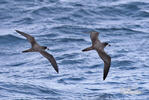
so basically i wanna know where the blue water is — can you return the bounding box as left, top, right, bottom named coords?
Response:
left=0, top=0, right=149, bottom=100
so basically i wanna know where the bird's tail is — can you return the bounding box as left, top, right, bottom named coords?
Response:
left=82, top=46, right=94, bottom=52
left=22, top=48, right=33, bottom=53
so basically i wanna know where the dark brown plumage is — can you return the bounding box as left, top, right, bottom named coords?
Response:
left=16, top=30, right=59, bottom=73
left=82, top=31, right=111, bottom=80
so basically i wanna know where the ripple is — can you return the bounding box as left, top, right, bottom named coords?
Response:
left=58, top=37, right=85, bottom=42
left=57, top=77, right=86, bottom=84
left=13, top=17, right=34, bottom=25
left=61, top=59, right=83, bottom=65
left=0, top=82, right=61, bottom=96
left=0, top=34, right=24, bottom=44
left=113, top=60, right=135, bottom=68
left=32, top=6, right=52, bottom=16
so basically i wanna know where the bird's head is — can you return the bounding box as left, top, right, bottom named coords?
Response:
left=42, top=46, right=49, bottom=50
left=104, top=42, right=111, bottom=47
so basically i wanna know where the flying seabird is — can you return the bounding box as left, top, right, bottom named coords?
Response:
left=15, top=30, right=59, bottom=73
left=82, top=31, right=111, bottom=80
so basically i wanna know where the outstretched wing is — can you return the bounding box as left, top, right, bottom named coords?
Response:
left=15, top=30, right=37, bottom=47
left=90, top=31, right=100, bottom=44
left=96, top=49, right=111, bottom=80
left=39, top=51, right=59, bottom=73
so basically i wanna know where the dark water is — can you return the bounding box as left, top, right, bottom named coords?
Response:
left=0, top=0, right=149, bottom=100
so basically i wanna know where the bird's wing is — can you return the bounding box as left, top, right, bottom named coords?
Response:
left=39, top=50, right=59, bottom=73
left=15, top=30, right=37, bottom=47
left=90, top=32, right=101, bottom=44
left=96, top=49, right=111, bottom=80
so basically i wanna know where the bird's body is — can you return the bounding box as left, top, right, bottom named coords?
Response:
left=82, top=31, right=111, bottom=80
left=15, top=30, right=59, bottom=73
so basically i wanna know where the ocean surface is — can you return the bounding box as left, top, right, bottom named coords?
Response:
left=0, top=0, right=149, bottom=100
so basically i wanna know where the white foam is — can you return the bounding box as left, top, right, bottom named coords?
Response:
left=120, top=87, right=142, bottom=95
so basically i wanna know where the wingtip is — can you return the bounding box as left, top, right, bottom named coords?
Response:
left=56, top=70, right=59, bottom=73
left=55, top=68, right=59, bottom=73
left=15, top=30, right=18, bottom=32
left=103, top=77, right=106, bottom=80
left=15, top=30, right=20, bottom=33
left=82, top=49, right=85, bottom=52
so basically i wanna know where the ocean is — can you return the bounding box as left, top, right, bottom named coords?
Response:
left=0, top=0, right=149, bottom=100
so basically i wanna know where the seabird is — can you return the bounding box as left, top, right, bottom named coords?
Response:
left=82, top=31, right=111, bottom=80
left=15, top=30, right=59, bottom=73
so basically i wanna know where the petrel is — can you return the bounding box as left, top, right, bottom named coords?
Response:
left=82, top=31, right=111, bottom=80
left=15, top=30, right=59, bottom=73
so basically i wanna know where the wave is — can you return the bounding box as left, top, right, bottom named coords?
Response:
left=0, top=0, right=149, bottom=99
left=0, top=34, right=24, bottom=44
left=0, top=82, right=61, bottom=97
